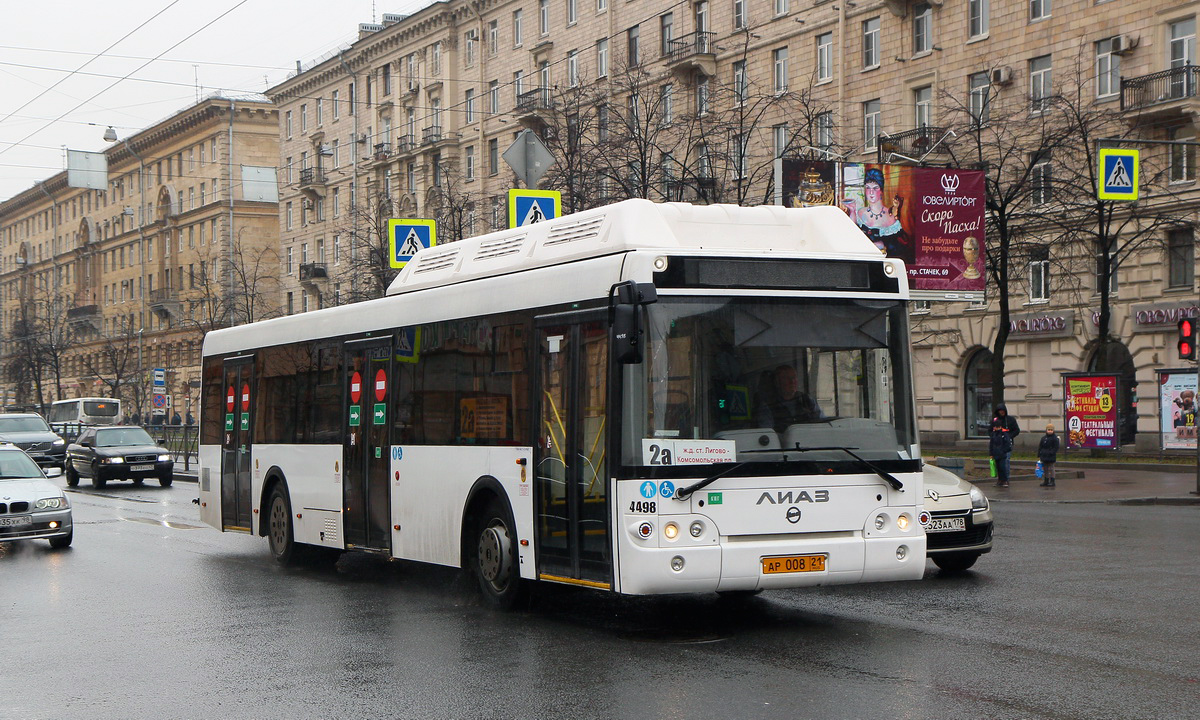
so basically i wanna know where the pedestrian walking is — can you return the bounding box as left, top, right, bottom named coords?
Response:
left=170, top=411, right=182, bottom=426
left=1038, top=424, right=1060, bottom=487
left=989, top=404, right=1020, bottom=488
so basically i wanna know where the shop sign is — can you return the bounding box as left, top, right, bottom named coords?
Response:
left=1008, top=311, right=1075, bottom=339
left=1129, top=302, right=1200, bottom=334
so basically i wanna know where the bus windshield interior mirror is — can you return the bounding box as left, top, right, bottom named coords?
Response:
left=609, top=281, right=658, bottom=364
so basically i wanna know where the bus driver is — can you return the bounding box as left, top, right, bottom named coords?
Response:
left=756, top=365, right=825, bottom=432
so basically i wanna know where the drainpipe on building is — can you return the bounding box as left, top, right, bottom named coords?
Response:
left=338, top=52, right=359, bottom=275
left=227, top=98, right=237, bottom=325
left=37, top=181, right=59, bottom=407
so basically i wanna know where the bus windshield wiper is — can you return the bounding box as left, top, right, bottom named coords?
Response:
left=791, top=446, right=904, bottom=491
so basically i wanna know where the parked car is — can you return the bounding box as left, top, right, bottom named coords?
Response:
left=921, top=463, right=994, bottom=572
left=0, top=443, right=72, bottom=548
left=0, top=413, right=67, bottom=469
left=65, top=426, right=173, bottom=489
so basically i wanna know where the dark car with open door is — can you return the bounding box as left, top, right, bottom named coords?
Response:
left=65, top=426, right=173, bottom=489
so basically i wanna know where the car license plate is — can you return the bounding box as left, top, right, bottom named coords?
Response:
left=925, top=517, right=966, bottom=533
left=0, top=515, right=32, bottom=527
left=130, top=464, right=154, bottom=471
left=761, top=554, right=826, bottom=574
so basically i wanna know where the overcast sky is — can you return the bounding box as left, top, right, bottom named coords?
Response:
left=0, top=0, right=436, bottom=201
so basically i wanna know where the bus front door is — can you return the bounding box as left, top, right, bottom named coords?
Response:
left=220, top=358, right=254, bottom=532
left=536, top=315, right=611, bottom=588
left=343, top=340, right=393, bottom=552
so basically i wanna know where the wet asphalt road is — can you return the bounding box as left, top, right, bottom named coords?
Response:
left=2, top=481, right=1197, bottom=720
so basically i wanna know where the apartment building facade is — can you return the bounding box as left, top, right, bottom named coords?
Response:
left=0, top=95, right=280, bottom=418
left=272, top=0, right=1196, bottom=451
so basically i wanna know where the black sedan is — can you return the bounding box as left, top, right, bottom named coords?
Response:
left=65, top=427, right=173, bottom=489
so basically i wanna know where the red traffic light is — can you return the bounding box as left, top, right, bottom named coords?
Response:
left=1180, top=318, right=1197, bottom=361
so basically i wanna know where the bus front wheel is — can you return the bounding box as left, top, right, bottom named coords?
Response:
left=472, top=498, right=525, bottom=610
left=267, top=485, right=300, bottom=566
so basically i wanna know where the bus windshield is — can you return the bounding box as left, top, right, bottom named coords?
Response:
left=621, top=297, right=917, bottom=471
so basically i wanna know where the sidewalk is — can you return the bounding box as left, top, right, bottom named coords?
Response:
left=941, top=462, right=1200, bottom=505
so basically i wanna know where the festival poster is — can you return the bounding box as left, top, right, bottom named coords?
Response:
left=1063, top=374, right=1120, bottom=450
left=1158, top=370, right=1197, bottom=451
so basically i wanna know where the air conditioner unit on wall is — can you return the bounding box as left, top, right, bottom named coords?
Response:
left=1111, top=35, right=1137, bottom=55
left=990, top=66, right=1013, bottom=86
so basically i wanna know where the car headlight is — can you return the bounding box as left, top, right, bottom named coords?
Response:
left=52, top=439, right=66, bottom=446
left=969, top=485, right=989, bottom=510
left=103, top=456, right=125, bottom=464
left=35, top=496, right=69, bottom=510
left=158, top=454, right=172, bottom=462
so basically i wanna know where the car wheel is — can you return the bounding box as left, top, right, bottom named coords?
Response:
left=49, top=530, right=73, bottom=549
left=159, top=473, right=173, bottom=487
left=933, top=553, right=980, bottom=573
left=471, top=497, right=525, bottom=610
left=91, top=466, right=107, bottom=489
left=65, top=466, right=79, bottom=487
left=267, top=484, right=299, bottom=566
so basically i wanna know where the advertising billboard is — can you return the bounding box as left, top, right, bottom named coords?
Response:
left=778, top=160, right=986, bottom=301
left=1157, top=369, right=1197, bottom=451
left=1062, top=374, right=1120, bottom=450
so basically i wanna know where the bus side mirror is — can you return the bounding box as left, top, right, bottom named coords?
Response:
left=610, top=281, right=658, bottom=365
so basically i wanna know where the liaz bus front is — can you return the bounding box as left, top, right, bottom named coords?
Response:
left=610, top=241, right=925, bottom=594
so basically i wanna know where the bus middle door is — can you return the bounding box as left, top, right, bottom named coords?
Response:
left=343, top=339, right=393, bottom=552
left=535, top=312, right=611, bottom=588
left=220, top=357, right=254, bottom=532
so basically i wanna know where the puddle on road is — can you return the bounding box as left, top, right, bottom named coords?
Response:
left=121, top=516, right=204, bottom=530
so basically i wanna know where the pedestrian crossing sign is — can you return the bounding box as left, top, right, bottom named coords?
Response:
left=508, top=189, right=562, bottom=228
left=387, top=219, right=437, bottom=268
left=1097, top=149, right=1139, bottom=201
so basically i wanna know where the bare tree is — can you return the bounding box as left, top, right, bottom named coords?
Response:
left=330, top=186, right=402, bottom=303
left=426, top=157, right=487, bottom=243
left=79, top=317, right=140, bottom=402
left=540, top=80, right=606, bottom=212
left=187, top=230, right=283, bottom=333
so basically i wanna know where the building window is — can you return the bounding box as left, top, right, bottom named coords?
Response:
left=661, top=84, right=674, bottom=124
left=1167, top=227, right=1196, bottom=289
left=488, top=20, right=499, bottom=56
left=432, top=42, right=442, bottom=76
left=773, top=47, right=788, bottom=94
left=287, top=247, right=294, bottom=275
left=817, top=32, right=833, bottom=82
left=332, top=187, right=340, bottom=218
left=597, top=39, right=609, bottom=77
left=1030, top=54, right=1052, bottom=113
left=432, top=154, right=442, bottom=187
left=539, top=0, right=549, bottom=36
left=407, top=163, right=416, bottom=194
left=466, top=145, right=476, bottom=180
left=733, top=60, right=747, bottom=104
left=1096, top=237, right=1118, bottom=295
left=773, top=123, right=788, bottom=158
left=489, top=138, right=499, bottom=175
left=660, top=13, right=674, bottom=56
left=285, top=111, right=292, bottom=138
left=567, top=0, right=577, bottom=25
left=465, top=89, right=476, bottom=123
left=347, top=82, right=355, bottom=115
left=285, top=202, right=293, bottom=230
left=628, top=25, right=640, bottom=66
left=1169, top=126, right=1196, bottom=183
left=300, top=104, right=307, bottom=133
left=733, top=0, right=746, bottom=29
left=489, top=80, right=499, bottom=113
left=696, top=77, right=710, bottom=115
left=969, top=0, right=989, bottom=38
left=1029, top=0, right=1050, bottom=22
left=1029, top=246, right=1050, bottom=301
left=864, top=99, right=880, bottom=150
left=1032, top=152, right=1052, bottom=205
left=914, top=85, right=932, bottom=128
left=816, top=111, right=834, bottom=151
left=598, top=104, right=609, bottom=141
left=597, top=0, right=606, bottom=12
left=568, top=50, right=579, bottom=86
left=775, top=0, right=788, bottom=17
left=1170, top=19, right=1196, bottom=70
left=913, top=3, right=932, bottom=54
left=1095, top=38, right=1121, bottom=98
left=969, top=72, right=991, bottom=126
left=465, top=31, right=477, bottom=66
left=332, top=90, right=340, bottom=119
left=863, top=18, right=880, bottom=68
left=514, top=69, right=525, bottom=97
left=513, top=9, right=524, bottom=46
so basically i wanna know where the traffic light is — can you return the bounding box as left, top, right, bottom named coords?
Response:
left=1180, top=318, right=1197, bottom=361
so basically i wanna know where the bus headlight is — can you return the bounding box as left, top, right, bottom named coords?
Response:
left=663, top=522, right=679, bottom=540
left=896, top=514, right=911, bottom=531
left=689, top=520, right=704, bottom=538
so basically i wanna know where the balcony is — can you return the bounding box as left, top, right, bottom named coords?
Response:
left=514, top=88, right=555, bottom=126
left=1121, top=66, right=1200, bottom=118
left=298, top=167, right=327, bottom=199
left=66, top=304, right=101, bottom=334
left=394, top=134, right=415, bottom=154
left=664, top=32, right=716, bottom=78
left=299, top=262, right=328, bottom=287
left=877, top=126, right=954, bottom=163
left=421, top=126, right=445, bottom=146
left=373, top=142, right=392, bottom=162
left=149, top=288, right=182, bottom=321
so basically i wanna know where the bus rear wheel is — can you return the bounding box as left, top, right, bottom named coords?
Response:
left=267, top=485, right=299, bottom=566
left=473, top=498, right=524, bottom=610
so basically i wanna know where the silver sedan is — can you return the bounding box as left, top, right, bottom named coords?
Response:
left=0, top=445, right=72, bottom=549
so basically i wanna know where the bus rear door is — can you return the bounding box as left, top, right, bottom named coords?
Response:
left=343, top=339, right=393, bottom=552
left=220, top=357, right=254, bottom=532
left=535, top=312, right=611, bottom=588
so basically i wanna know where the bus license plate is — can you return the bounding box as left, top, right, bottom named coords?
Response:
left=0, top=515, right=32, bottom=527
left=130, top=464, right=154, bottom=471
left=925, top=517, right=966, bottom=533
left=762, top=554, right=826, bottom=574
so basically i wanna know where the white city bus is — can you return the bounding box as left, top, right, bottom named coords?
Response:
left=198, top=200, right=926, bottom=607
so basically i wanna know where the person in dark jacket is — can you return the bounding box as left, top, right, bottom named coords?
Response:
left=988, top=404, right=1020, bottom=487
left=1038, top=423, right=1060, bottom=487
